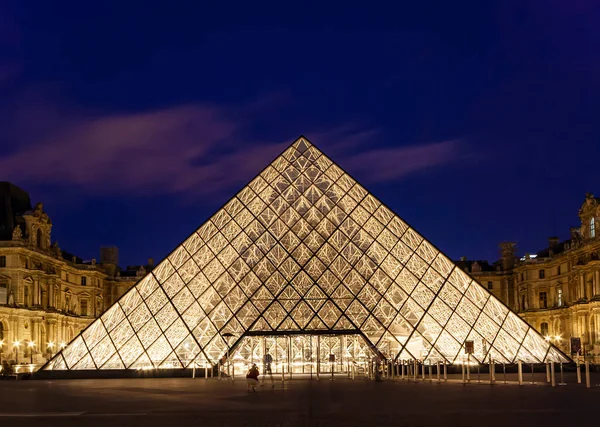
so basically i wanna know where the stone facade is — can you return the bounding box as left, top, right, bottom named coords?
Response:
left=0, top=183, right=145, bottom=366
left=461, top=193, right=600, bottom=362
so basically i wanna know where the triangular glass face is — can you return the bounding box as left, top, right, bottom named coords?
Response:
left=43, top=136, right=570, bottom=372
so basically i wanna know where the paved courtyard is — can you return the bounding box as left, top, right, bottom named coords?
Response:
left=0, top=376, right=598, bottom=426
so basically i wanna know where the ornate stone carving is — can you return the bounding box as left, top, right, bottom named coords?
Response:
left=12, top=225, right=22, bottom=240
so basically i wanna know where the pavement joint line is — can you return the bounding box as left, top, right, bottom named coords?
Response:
left=0, top=412, right=85, bottom=417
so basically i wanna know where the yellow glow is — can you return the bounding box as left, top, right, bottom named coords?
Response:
left=40, top=136, right=570, bottom=371
left=13, top=340, right=20, bottom=347
left=28, top=341, right=35, bottom=348
left=48, top=342, right=55, bottom=348
left=0, top=339, right=4, bottom=347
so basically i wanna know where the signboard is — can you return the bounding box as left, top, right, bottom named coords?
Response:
left=464, top=340, right=474, bottom=354
left=570, top=337, right=582, bottom=356
left=328, top=354, right=336, bottom=363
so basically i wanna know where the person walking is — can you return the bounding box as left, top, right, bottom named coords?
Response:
left=261, top=351, right=274, bottom=388
left=246, top=363, right=259, bottom=392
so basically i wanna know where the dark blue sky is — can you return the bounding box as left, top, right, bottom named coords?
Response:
left=1, top=1, right=599, bottom=267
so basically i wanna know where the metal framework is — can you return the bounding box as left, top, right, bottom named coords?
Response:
left=43, top=136, right=569, bottom=372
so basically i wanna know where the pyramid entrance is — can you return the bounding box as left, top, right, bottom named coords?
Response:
left=42, top=136, right=569, bottom=375
left=226, top=332, right=374, bottom=377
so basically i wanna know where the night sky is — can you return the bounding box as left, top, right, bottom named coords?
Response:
left=1, top=2, right=599, bottom=268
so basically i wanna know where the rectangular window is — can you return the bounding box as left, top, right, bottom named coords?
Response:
left=81, top=276, right=87, bottom=286
left=539, top=292, right=548, bottom=309
left=557, top=265, right=561, bottom=275
left=0, top=256, right=5, bottom=267
left=0, top=283, right=6, bottom=304
left=487, top=281, right=493, bottom=290
left=540, top=322, right=549, bottom=336
left=81, top=300, right=88, bottom=316
left=539, top=269, right=545, bottom=279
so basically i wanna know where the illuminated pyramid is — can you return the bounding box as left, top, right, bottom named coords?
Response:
left=43, top=136, right=569, bottom=372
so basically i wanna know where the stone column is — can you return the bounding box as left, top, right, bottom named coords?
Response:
left=33, top=279, right=40, bottom=306
left=48, top=284, right=54, bottom=309
left=594, top=271, right=600, bottom=297
left=580, top=274, right=586, bottom=300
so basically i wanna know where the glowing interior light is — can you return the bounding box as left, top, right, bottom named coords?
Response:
left=42, top=137, right=569, bottom=372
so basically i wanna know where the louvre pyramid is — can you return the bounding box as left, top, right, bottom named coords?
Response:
left=43, top=136, right=569, bottom=371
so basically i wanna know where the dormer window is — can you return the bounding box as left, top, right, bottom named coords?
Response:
left=591, top=217, right=596, bottom=238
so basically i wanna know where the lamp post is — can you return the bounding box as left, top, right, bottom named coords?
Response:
left=222, top=332, right=234, bottom=380
left=28, top=341, right=35, bottom=364
left=13, top=340, right=20, bottom=364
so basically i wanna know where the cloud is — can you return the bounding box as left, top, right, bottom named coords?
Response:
left=0, top=93, right=462, bottom=198
left=340, top=140, right=461, bottom=183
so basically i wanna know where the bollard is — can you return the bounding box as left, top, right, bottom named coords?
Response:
left=530, top=363, right=534, bottom=385
left=421, top=362, right=425, bottom=380
left=414, top=360, right=417, bottom=381
left=461, top=362, right=465, bottom=383
left=546, top=363, right=550, bottom=383
left=503, top=363, right=506, bottom=384
left=489, top=360, right=494, bottom=385
left=428, top=362, right=432, bottom=381
left=437, top=361, right=441, bottom=382
left=550, top=361, right=555, bottom=387
left=491, top=360, right=495, bottom=382
left=517, top=360, right=523, bottom=386
left=585, top=361, right=590, bottom=388
left=205, top=363, right=208, bottom=379
left=232, top=363, right=235, bottom=382
left=577, top=361, right=581, bottom=384
left=401, top=362, right=405, bottom=379
left=560, top=362, right=565, bottom=385
left=444, top=363, right=447, bottom=381
left=193, top=365, right=196, bottom=379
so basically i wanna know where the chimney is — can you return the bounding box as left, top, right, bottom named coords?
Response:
left=548, top=237, right=560, bottom=249
left=499, top=242, right=517, bottom=271
left=148, top=258, right=154, bottom=267
left=100, top=246, right=119, bottom=265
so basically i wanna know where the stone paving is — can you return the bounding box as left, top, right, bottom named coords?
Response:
left=0, top=375, right=598, bottom=426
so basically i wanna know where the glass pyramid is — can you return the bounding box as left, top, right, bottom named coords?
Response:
left=43, top=136, right=569, bottom=371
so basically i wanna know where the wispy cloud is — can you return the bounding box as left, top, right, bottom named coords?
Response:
left=0, top=91, right=462, bottom=198
left=340, top=140, right=461, bottom=183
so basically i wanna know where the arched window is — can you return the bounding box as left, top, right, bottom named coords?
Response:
left=540, top=322, right=549, bottom=337
left=36, top=228, right=43, bottom=248
left=0, top=321, right=4, bottom=341
left=591, top=217, right=596, bottom=238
